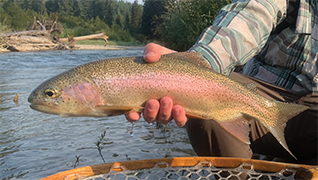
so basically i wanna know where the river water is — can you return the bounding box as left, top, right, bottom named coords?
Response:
left=0, top=50, right=195, bottom=180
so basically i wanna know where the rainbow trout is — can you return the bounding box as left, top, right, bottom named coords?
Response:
left=28, top=52, right=308, bottom=159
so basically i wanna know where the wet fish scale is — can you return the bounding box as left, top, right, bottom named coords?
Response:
left=28, top=52, right=308, bottom=159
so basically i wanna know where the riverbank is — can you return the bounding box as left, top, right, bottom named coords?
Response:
left=75, top=44, right=144, bottom=51
left=0, top=44, right=144, bottom=53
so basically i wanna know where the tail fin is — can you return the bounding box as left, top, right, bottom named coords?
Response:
left=268, top=102, right=308, bottom=160
left=276, top=101, right=309, bottom=120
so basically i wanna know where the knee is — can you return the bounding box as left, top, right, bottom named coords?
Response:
left=185, top=118, right=216, bottom=156
left=186, top=118, right=253, bottom=158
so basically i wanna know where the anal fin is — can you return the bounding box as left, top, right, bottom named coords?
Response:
left=218, top=115, right=250, bottom=144
left=185, top=112, right=250, bottom=143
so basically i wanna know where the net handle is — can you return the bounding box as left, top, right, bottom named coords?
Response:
left=41, top=157, right=317, bottom=180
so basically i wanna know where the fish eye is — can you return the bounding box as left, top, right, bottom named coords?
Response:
left=44, top=88, right=58, bottom=98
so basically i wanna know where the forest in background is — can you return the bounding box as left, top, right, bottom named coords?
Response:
left=0, top=0, right=231, bottom=51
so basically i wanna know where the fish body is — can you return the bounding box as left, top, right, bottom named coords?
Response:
left=28, top=52, right=308, bottom=159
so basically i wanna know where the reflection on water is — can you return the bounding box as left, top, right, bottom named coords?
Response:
left=0, top=50, right=195, bottom=180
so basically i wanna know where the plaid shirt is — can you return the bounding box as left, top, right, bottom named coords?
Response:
left=189, top=0, right=317, bottom=93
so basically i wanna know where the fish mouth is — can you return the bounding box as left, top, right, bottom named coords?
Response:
left=29, top=102, right=60, bottom=115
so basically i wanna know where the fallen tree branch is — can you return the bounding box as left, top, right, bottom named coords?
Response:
left=49, top=17, right=58, bottom=33
left=60, top=32, right=109, bottom=46
left=36, top=20, right=46, bottom=30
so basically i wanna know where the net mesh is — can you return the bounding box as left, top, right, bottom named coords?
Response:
left=75, top=161, right=297, bottom=180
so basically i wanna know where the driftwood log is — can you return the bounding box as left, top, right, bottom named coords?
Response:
left=0, top=31, right=109, bottom=52
left=0, top=17, right=70, bottom=52
left=0, top=17, right=109, bottom=52
left=60, top=32, right=109, bottom=47
left=0, top=30, right=70, bottom=52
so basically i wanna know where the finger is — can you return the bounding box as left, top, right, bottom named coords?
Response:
left=143, top=43, right=176, bottom=63
left=143, top=99, right=160, bottom=123
left=143, top=43, right=162, bottom=63
left=158, top=97, right=173, bottom=124
left=125, top=112, right=141, bottom=122
left=172, top=105, right=188, bottom=127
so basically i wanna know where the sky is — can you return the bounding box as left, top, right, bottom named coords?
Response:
left=123, top=0, right=144, bottom=5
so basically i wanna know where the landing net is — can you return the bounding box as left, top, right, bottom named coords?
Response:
left=41, top=157, right=317, bottom=180
left=80, top=162, right=295, bottom=180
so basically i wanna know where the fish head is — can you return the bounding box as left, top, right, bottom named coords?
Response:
left=28, top=70, right=103, bottom=117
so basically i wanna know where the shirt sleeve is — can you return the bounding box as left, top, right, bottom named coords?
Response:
left=189, top=0, right=288, bottom=75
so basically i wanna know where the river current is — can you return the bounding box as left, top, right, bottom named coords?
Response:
left=0, top=49, right=195, bottom=179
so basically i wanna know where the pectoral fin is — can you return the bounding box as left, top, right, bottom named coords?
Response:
left=95, top=105, right=144, bottom=117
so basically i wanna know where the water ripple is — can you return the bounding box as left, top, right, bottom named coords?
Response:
left=0, top=50, right=195, bottom=180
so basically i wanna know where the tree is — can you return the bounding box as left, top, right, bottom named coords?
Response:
left=157, top=0, right=232, bottom=51
left=31, top=0, right=46, bottom=14
left=21, top=0, right=32, bottom=10
left=2, top=2, right=32, bottom=30
left=124, top=12, right=130, bottom=30
left=141, top=0, right=167, bottom=39
left=71, top=0, right=81, bottom=17
left=114, top=0, right=131, bottom=29
left=87, top=0, right=97, bottom=19
left=58, top=0, right=75, bottom=16
left=0, top=0, right=139, bottom=43
left=45, top=0, right=59, bottom=13
left=78, top=0, right=90, bottom=20
left=130, top=0, right=142, bottom=34
left=104, top=0, right=115, bottom=27
left=0, top=0, right=11, bottom=32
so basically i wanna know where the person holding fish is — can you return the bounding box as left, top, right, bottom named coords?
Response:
left=27, top=0, right=317, bottom=166
left=126, top=0, right=317, bottom=165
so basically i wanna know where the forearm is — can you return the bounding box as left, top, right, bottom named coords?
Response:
left=189, top=0, right=287, bottom=75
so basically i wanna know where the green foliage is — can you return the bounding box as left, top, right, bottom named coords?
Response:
left=0, top=5, right=9, bottom=33
left=76, top=39, right=143, bottom=46
left=0, top=22, right=11, bottom=33
left=141, top=0, right=168, bottom=39
left=45, top=0, right=59, bottom=13
left=157, top=0, right=232, bottom=51
left=1, top=2, right=34, bottom=30
left=130, top=0, right=143, bottom=35
left=43, top=0, right=135, bottom=41
left=89, top=16, right=109, bottom=32
left=58, top=15, right=134, bottom=42
left=60, top=16, right=109, bottom=37
left=107, top=25, right=133, bottom=42
left=0, top=0, right=235, bottom=47
left=104, top=0, right=115, bottom=27
left=73, top=26, right=93, bottom=36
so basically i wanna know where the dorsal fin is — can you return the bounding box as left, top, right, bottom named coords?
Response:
left=168, top=52, right=212, bottom=69
left=244, top=82, right=257, bottom=91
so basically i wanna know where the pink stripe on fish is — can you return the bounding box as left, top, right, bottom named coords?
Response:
left=94, top=72, right=269, bottom=120
left=97, top=72, right=239, bottom=100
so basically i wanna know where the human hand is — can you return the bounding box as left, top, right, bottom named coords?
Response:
left=125, top=43, right=188, bottom=127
